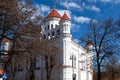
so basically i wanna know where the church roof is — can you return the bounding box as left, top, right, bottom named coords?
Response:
left=61, top=12, right=70, bottom=21
left=46, top=9, right=62, bottom=19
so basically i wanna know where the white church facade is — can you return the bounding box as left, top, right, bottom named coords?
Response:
left=40, top=8, right=93, bottom=80
left=3, top=8, right=93, bottom=80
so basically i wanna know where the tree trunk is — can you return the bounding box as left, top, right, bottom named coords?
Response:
left=97, top=63, right=101, bottom=80
left=46, top=57, right=50, bottom=80
left=12, top=71, right=15, bottom=80
left=30, top=70, right=35, bottom=80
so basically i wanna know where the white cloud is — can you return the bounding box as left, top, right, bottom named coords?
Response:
left=100, top=0, right=120, bottom=4
left=40, top=4, right=50, bottom=12
left=114, top=0, right=120, bottom=4
left=74, top=16, right=91, bottom=23
left=87, top=0, right=111, bottom=3
left=60, top=1, right=81, bottom=9
left=60, top=1, right=101, bottom=12
left=90, top=0, right=97, bottom=2
left=91, top=6, right=101, bottom=12
left=81, top=2, right=101, bottom=12
left=71, top=23, right=81, bottom=32
left=89, top=0, right=120, bottom=4
left=35, top=4, right=50, bottom=16
left=92, top=19, right=98, bottom=24
left=85, top=5, right=101, bottom=12
left=100, top=0, right=112, bottom=3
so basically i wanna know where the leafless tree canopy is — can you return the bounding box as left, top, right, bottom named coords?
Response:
left=80, top=18, right=120, bottom=80
left=0, top=0, right=60, bottom=80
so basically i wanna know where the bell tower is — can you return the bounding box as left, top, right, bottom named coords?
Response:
left=59, top=12, right=73, bottom=80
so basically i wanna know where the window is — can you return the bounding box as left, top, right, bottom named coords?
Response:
left=48, top=33, right=50, bottom=39
left=73, top=57, right=76, bottom=68
left=51, top=24, right=53, bottom=29
left=48, top=33, right=50, bottom=36
left=81, top=61, right=85, bottom=70
left=67, top=26, right=68, bottom=31
left=48, top=25, right=50, bottom=30
left=43, top=35, right=46, bottom=39
left=57, top=29, right=60, bottom=35
left=65, top=26, right=66, bottom=31
left=70, top=55, right=76, bottom=68
left=73, top=74, right=76, bottom=80
left=52, top=32, right=55, bottom=38
left=45, top=26, right=46, bottom=31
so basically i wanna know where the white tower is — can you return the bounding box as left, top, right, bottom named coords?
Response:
left=3, top=38, right=11, bottom=54
left=59, top=12, right=73, bottom=80
left=43, top=9, right=73, bottom=80
left=42, top=8, right=62, bottom=39
left=59, top=12, right=71, bottom=36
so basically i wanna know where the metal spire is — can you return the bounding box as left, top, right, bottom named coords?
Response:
left=53, top=0, right=56, bottom=9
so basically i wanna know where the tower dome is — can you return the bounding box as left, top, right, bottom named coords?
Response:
left=61, top=12, right=70, bottom=21
left=59, top=12, right=71, bottom=38
left=4, top=38, right=10, bottom=42
left=46, top=9, right=62, bottom=19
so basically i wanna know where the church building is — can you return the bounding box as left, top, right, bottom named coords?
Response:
left=3, top=7, right=93, bottom=80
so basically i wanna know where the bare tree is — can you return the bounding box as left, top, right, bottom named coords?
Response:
left=0, top=0, right=43, bottom=79
left=0, top=0, right=60, bottom=80
left=80, top=18, right=120, bottom=80
left=103, top=56, right=120, bottom=80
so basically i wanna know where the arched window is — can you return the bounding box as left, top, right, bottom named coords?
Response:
left=52, top=32, right=55, bottom=38
left=48, top=25, right=50, bottom=30
left=48, top=33, right=50, bottom=39
left=57, top=29, right=60, bottom=35
left=51, top=24, right=53, bottom=29
left=43, top=35, right=46, bottom=39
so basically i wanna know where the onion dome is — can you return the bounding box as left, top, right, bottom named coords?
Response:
left=4, top=38, right=10, bottom=42
left=86, top=39, right=92, bottom=46
left=86, top=39, right=93, bottom=51
left=46, top=9, right=62, bottom=19
left=61, top=12, right=70, bottom=21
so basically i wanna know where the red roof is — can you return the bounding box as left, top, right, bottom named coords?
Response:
left=4, top=38, right=10, bottom=42
left=61, top=12, right=70, bottom=21
left=46, top=9, right=62, bottom=19
left=86, top=39, right=92, bottom=46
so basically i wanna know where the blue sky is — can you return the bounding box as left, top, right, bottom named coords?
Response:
left=31, top=0, right=120, bottom=41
